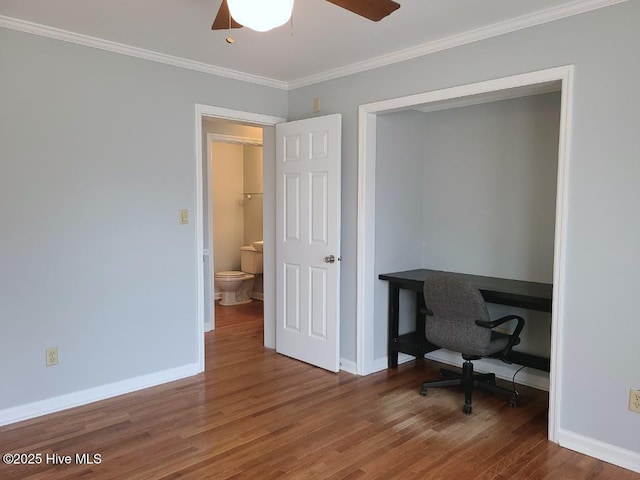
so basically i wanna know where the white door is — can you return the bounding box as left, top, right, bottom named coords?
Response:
left=275, top=114, right=342, bottom=372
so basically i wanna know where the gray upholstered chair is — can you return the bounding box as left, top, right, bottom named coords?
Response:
left=420, top=274, right=525, bottom=414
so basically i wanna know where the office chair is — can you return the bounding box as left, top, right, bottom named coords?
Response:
left=420, top=274, right=525, bottom=414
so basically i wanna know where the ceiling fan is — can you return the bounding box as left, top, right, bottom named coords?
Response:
left=212, top=0, right=401, bottom=36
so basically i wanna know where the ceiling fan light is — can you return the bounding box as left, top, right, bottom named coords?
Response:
left=227, top=0, right=294, bottom=32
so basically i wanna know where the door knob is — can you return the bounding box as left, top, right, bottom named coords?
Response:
left=324, top=255, right=335, bottom=264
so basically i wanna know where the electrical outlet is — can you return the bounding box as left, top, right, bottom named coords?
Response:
left=46, top=347, right=58, bottom=366
left=629, top=389, right=640, bottom=413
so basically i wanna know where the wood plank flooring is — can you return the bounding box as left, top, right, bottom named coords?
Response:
left=1, top=301, right=638, bottom=479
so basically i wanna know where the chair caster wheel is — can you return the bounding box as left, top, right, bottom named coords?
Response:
left=509, top=396, right=518, bottom=407
left=463, top=404, right=472, bottom=414
left=420, top=388, right=428, bottom=396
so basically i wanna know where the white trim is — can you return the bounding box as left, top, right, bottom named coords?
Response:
left=1, top=1, right=627, bottom=90
left=356, top=111, right=377, bottom=376
left=339, top=358, right=358, bottom=375
left=0, top=363, right=200, bottom=427
left=207, top=133, right=263, bottom=147
left=195, top=106, right=206, bottom=372
left=250, top=292, right=264, bottom=301
left=205, top=240, right=215, bottom=333
left=558, top=429, right=640, bottom=474
left=356, top=66, right=574, bottom=446
left=0, top=15, right=287, bottom=90
left=412, top=81, right=561, bottom=115
left=205, top=138, right=215, bottom=332
left=288, top=0, right=628, bottom=89
left=198, top=105, right=285, bottom=126
left=546, top=67, right=574, bottom=444
left=195, top=104, right=286, bottom=366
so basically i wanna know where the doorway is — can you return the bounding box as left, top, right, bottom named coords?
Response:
left=204, top=123, right=264, bottom=332
left=194, top=105, right=286, bottom=372
left=356, top=66, right=574, bottom=443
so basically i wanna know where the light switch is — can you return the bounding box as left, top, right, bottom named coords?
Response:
left=179, top=209, right=189, bottom=225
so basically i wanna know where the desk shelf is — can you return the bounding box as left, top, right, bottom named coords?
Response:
left=393, top=332, right=439, bottom=362
left=505, top=350, right=551, bottom=372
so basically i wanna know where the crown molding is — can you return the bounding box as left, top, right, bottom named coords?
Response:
left=287, top=0, right=629, bottom=89
left=0, top=0, right=629, bottom=91
left=0, top=15, right=288, bottom=90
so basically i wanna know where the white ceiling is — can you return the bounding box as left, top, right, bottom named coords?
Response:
left=0, top=0, right=623, bottom=87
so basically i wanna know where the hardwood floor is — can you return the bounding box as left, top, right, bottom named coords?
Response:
left=1, top=301, right=637, bottom=479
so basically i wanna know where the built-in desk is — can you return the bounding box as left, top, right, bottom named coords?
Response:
left=378, top=269, right=553, bottom=371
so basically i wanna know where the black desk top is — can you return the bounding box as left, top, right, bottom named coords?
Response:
left=379, top=269, right=552, bottom=313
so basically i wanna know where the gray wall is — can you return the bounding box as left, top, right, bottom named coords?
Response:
left=374, top=111, right=426, bottom=357
left=0, top=27, right=286, bottom=410
left=288, top=1, right=640, bottom=454
left=420, top=93, right=560, bottom=283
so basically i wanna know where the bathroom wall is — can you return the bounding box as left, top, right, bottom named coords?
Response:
left=211, top=142, right=245, bottom=273
left=211, top=140, right=263, bottom=289
left=243, top=145, right=264, bottom=246
left=202, top=119, right=263, bottom=259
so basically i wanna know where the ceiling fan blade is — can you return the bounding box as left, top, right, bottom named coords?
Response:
left=325, top=0, right=400, bottom=22
left=212, top=0, right=243, bottom=30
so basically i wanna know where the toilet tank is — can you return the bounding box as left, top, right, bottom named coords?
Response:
left=240, top=246, right=263, bottom=274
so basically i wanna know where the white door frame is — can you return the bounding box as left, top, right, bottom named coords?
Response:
left=356, top=65, right=574, bottom=443
left=205, top=132, right=263, bottom=332
left=195, top=105, right=286, bottom=372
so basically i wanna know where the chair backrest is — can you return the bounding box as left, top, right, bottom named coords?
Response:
left=423, top=274, right=492, bottom=356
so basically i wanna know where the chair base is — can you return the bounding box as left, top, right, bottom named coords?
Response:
left=420, top=361, right=518, bottom=414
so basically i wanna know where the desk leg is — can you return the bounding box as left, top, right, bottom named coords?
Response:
left=388, top=283, right=400, bottom=368
left=416, top=292, right=426, bottom=359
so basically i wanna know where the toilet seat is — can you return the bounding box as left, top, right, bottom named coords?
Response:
left=215, top=271, right=254, bottom=280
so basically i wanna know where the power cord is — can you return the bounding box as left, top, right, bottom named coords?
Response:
left=511, top=365, right=526, bottom=397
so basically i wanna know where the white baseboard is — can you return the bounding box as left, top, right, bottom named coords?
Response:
left=205, top=320, right=213, bottom=332
left=424, top=350, right=550, bottom=391
left=558, top=428, right=640, bottom=474
left=0, top=363, right=201, bottom=427
left=373, top=351, right=549, bottom=391
left=372, top=353, right=415, bottom=373
left=339, top=358, right=358, bottom=374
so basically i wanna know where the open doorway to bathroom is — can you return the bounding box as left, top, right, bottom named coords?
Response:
left=202, top=118, right=265, bottom=340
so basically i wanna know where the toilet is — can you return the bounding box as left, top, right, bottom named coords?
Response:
left=214, top=245, right=263, bottom=306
